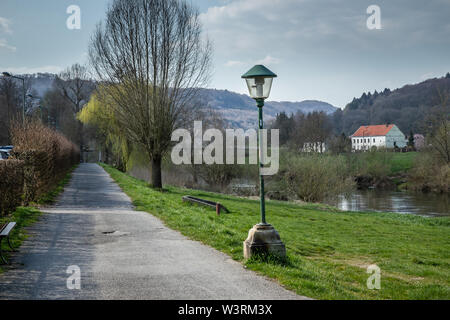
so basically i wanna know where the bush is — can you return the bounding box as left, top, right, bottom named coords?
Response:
left=350, top=150, right=393, bottom=179
left=408, top=151, right=450, bottom=193
left=0, top=160, right=24, bottom=216
left=199, top=163, right=242, bottom=192
left=275, top=153, right=355, bottom=202
left=9, top=121, right=79, bottom=204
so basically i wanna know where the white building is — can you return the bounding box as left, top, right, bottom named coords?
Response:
left=351, top=124, right=407, bottom=151
left=302, top=142, right=327, bottom=153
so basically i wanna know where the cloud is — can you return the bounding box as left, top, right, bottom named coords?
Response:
left=200, top=0, right=450, bottom=55
left=0, top=65, right=63, bottom=74
left=0, top=17, right=12, bottom=34
left=256, top=55, right=280, bottom=65
left=225, top=60, right=244, bottom=67
left=0, top=38, right=16, bottom=52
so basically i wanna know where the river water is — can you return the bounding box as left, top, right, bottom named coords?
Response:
left=326, top=189, right=450, bottom=217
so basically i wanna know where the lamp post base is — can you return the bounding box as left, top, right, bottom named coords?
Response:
left=243, top=223, right=286, bottom=259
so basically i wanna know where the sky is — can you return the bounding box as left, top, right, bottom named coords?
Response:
left=0, top=0, right=449, bottom=108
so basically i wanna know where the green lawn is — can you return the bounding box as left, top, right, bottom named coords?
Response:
left=390, top=152, right=418, bottom=174
left=101, top=164, right=450, bottom=300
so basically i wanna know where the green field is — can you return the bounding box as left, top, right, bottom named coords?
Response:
left=101, top=164, right=450, bottom=300
left=389, top=152, right=418, bottom=174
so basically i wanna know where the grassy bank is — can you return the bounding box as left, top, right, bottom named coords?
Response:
left=101, top=164, right=449, bottom=300
left=0, top=165, right=76, bottom=272
left=389, top=152, right=418, bottom=174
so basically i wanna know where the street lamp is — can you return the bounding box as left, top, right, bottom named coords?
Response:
left=2, top=72, right=26, bottom=125
left=241, top=65, right=285, bottom=259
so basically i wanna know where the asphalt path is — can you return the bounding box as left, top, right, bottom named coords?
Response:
left=0, top=163, right=307, bottom=300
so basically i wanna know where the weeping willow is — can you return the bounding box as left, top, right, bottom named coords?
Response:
left=78, top=85, right=132, bottom=170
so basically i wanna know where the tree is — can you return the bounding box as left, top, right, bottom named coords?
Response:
left=0, top=77, right=21, bottom=144
left=54, top=63, right=94, bottom=158
left=78, top=85, right=131, bottom=170
left=328, top=133, right=351, bottom=154
left=423, top=91, right=450, bottom=164
left=271, top=112, right=295, bottom=145
left=407, top=130, right=415, bottom=150
left=89, top=0, right=211, bottom=188
left=54, top=64, right=92, bottom=114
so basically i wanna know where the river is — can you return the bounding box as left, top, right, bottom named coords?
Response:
left=326, top=189, right=450, bottom=217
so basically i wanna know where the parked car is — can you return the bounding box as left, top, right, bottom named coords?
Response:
left=0, top=146, right=13, bottom=160
left=0, top=150, right=9, bottom=160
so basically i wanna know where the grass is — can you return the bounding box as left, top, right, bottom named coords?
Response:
left=101, top=163, right=450, bottom=300
left=390, top=152, right=418, bottom=174
left=0, top=166, right=77, bottom=272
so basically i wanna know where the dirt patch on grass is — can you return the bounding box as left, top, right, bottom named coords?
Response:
left=312, top=255, right=426, bottom=283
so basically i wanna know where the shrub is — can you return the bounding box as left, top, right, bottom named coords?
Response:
left=199, top=163, right=242, bottom=192
left=276, top=153, right=355, bottom=202
left=350, top=150, right=393, bottom=179
left=0, top=160, right=24, bottom=216
left=10, top=120, right=79, bottom=203
left=408, top=151, right=450, bottom=193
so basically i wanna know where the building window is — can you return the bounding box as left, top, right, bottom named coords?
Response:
left=373, top=138, right=375, bottom=142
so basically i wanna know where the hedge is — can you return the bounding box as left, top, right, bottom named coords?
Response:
left=0, top=160, right=24, bottom=216
left=0, top=120, right=80, bottom=215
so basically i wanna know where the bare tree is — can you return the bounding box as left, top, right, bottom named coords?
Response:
left=89, top=0, right=211, bottom=188
left=424, top=91, right=450, bottom=163
left=0, top=77, right=21, bottom=144
left=54, top=63, right=92, bottom=114
left=290, top=111, right=331, bottom=152
left=54, top=63, right=94, bottom=160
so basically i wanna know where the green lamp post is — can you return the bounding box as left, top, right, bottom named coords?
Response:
left=241, top=65, right=286, bottom=259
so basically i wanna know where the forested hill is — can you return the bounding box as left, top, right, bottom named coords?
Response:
left=196, top=88, right=338, bottom=128
left=17, top=74, right=338, bottom=129
left=331, top=73, right=450, bottom=135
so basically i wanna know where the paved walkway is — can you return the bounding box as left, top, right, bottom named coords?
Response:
left=0, top=164, right=306, bottom=300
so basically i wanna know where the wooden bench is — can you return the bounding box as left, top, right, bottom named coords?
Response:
left=182, top=196, right=229, bottom=215
left=0, top=222, right=17, bottom=264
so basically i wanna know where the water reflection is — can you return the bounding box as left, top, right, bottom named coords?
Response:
left=328, top=190, right=450, bottom=217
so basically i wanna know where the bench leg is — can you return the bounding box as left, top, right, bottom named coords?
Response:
left=7, top=236, right=16, bottom=252
left=0, top=238, right=8, bottom=265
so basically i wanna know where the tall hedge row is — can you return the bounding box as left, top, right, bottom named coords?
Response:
left=0, top=160, right=24, bottom=216
left=0, top=121, right=79, bottom=215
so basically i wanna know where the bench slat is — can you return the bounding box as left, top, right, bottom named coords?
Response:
left=0, top=222, right=16, bottom=236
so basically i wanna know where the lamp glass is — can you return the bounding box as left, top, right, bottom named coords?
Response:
left=245, top=77, right=273, bottom=99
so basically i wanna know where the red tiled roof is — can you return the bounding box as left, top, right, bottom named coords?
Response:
left=351, top=124, right=394, bottom=137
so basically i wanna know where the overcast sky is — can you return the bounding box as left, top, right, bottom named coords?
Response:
left=0, top=0, right=449, bottom=108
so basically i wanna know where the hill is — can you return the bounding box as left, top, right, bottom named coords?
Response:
left=197, top=88, right=338, bottom=128
left=332, top=73, right=450, bottom=135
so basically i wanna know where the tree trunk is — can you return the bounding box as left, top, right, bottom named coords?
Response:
left=151, top=156, right=163, bottom=189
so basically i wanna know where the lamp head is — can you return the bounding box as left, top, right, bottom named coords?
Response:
left=241, top=65, right=277, bottom=100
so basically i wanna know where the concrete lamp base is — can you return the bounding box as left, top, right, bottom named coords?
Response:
left=243, top=223, right=286, bottom=259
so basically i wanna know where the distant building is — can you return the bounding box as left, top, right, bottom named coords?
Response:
left=413, top=134, right=425, bottom=150
left=350, top=124, right=407, bottom=151
left=302, top=142, right=327, bottom=153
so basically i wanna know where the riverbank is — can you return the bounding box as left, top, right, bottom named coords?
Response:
left=102, top=164, right=450, bottom=300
